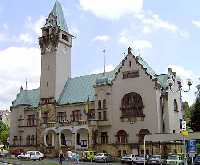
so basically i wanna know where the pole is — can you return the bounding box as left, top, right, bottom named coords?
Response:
left=102, top=49, right=106, bottom=75
left=144, top=136, right=146, bottom=165
left=183, top=137, right=187, bottom=165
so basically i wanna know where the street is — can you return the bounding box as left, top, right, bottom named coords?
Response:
left=0, top=159, right=124, bottom=165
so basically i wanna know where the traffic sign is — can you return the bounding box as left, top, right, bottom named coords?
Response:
left=188, top=140, right=196, bottom=153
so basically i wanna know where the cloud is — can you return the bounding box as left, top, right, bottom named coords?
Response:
left=93, top=35, right=110, bottom=42
left=119, top=30, right=152, bottom=50
left=135, top=11, right=189, bottom=38
left=0, top=47, right=40, bottom=109
left=168, top=64, right=198, bottom=105
left=26, top=16, right=45, bottom=36
left=19, top=33, right=34, bottom=44
left=91, top=64, right=114, bottom=74
left=79, top=0, right=143, bottom=20
left=68, top=25, right=80, bottom=36
left=192, top=20, right=200, bottom=28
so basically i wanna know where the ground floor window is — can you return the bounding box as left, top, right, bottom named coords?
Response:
left=101, top=132, right=108, bottom=144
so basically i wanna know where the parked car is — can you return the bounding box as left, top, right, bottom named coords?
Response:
left=194, top=155, right=200, bottom=165
left=0, top=149, right=9, bottom=157
left=166, top=155, right=184, bottom=165
left=95, top=153, right=113, bottom=163
left=147, top=155, right=163, bottom=165
left=17, top=151, right=44, bottom=160
left=121, top=154, right=136, bottom=164
left=133, top=156, right=147, bottom=164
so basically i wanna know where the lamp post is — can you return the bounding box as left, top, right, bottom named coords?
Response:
left=167, top=76, right=192, bottom=165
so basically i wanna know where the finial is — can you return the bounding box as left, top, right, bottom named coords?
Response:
left=128, top=47, right=132, bottom=54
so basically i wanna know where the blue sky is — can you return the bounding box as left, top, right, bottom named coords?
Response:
left=0, top=0, right=199, bottom=109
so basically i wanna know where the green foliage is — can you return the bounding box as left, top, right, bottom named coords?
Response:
left=191, top=98, right=200, bottom=132
left=0, top=120, right=9, bottom=146
left=183, top=102, right=191, bottom=123
left=197, top=144, right=200, bottom=154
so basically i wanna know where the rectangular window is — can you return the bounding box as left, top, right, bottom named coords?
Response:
left=98, top=112, right=102, bottom=120
left=13, top=136, right=18, bottom=145
left=57, top=112, right=67, bottom=122
left=103, top=111, right=107, bottom=120
left=27, top=115, right=35, bottom=126
left=101, top=132, right=108, bottom=144
left=42, top=112, right=48, bottom=124
left=123, top=70, right=139, bottom=79
left=72, top=110, right=81, bottom=121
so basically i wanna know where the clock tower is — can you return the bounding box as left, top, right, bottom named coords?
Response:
left=39, top=1, right=73, bottom=103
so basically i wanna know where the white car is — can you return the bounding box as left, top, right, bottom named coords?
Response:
left=17, top=151, right=44, bottom=160
left=121, top=154, right=136, bottom=163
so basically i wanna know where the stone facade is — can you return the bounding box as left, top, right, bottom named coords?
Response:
left=9, top=1, right=184, bottom=157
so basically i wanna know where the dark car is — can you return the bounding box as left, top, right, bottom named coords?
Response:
left=147, top=155, right=163, bottom=165
left=95, top=153, right=113, bottom=163
left=194, top=155, right=200, bottom=165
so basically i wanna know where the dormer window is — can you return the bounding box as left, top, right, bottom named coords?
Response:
left=62, top=34, right=69, bottom=41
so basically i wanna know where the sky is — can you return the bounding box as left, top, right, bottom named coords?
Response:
left=0, top=0, right=200, bottom=110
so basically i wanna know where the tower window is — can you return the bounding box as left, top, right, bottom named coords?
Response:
left=62, top=34, right=69, bottom=41
left=173, top=99, right=178, bottom=112
left=47, top=82, right=48, bottom=87
left=129, top=61, right=131, bottom=67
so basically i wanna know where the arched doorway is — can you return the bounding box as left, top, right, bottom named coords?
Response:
left=76, top=128, right=89, bottom=149
left=44, top=130, right=56, bottom=147
left=60, top=129, right=72, bottom=147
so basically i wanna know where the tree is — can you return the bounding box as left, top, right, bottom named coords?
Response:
left=191, top=98, right=200, bottom=132
left=183, top=101, right=191, bottom=124
left=0, top=120, right=9, bottom=147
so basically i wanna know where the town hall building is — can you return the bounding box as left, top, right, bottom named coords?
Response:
left=10, top=1, right=183, bottom=157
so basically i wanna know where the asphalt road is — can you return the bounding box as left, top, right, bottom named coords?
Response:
left=0, top=159, right=125, bottom=165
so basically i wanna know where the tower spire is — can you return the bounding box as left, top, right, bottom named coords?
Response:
left=44, top=0, right=68, bottom=32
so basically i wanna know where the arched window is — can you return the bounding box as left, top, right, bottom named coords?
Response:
left=138, top=129, right=150, bottom=143
left=98, top=100, right=101, bottom=109
left=103, top=99, right=106, bottom=109
left=174, top=99, right=178, bottom=111
left=121, top=92, right=144, bottom=117
left=116, top=130, right=128, bottom=144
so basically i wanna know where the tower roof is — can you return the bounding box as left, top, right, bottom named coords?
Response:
left=45, top=0, right=68, bottom=32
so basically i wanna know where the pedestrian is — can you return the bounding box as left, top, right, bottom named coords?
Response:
left=67, top=149, right=72, bottom=161
left=59, top=150, right=65, bottom=165
left=76, top=152, right=80, bottom=164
